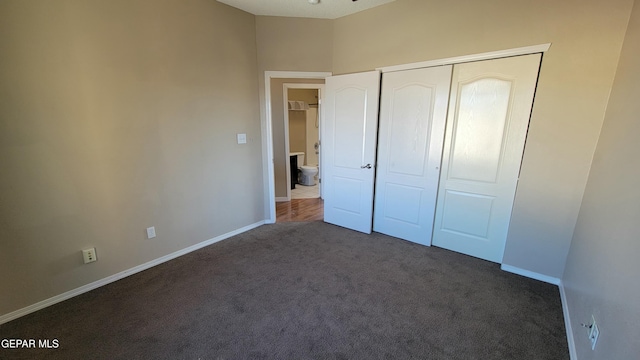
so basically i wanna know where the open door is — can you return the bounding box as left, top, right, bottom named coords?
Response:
left=322, top=71, right=380, bottom=233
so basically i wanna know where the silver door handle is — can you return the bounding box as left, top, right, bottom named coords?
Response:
left=361, top=164, right=372, bottom=169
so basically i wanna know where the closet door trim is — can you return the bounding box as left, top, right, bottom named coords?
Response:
left=377, top=43, right=550, bottom=74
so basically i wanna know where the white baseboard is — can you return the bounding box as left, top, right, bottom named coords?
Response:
left=559, top=281, right=578, bottom=360
left=0, top=220, right=265, bottom=325
left=275, top=197, right=289, bottom=202
left=500, top=264, right=561, bottom=285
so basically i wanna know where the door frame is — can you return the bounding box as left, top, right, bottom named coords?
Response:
left=283, top=83, right=325, bottom=201
left=262, top=71, right=331, bottom=224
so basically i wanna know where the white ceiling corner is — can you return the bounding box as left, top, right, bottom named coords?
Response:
left=217, top=0, right=396, bottom=20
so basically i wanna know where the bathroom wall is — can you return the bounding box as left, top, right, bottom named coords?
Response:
left=0, top=0, right=262, bottom=316
left=305, top=108, right=319, bottom=167
left=288, top=89, right=317, bottom=104
left=288, top=110, right=306, bottom=154
left=288, top=89, right=320, bottom=166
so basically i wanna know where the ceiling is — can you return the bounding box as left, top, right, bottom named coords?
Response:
left=217, top=0, right=396, bottom=19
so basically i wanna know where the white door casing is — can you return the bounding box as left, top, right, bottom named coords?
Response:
left=323, top=71, right=380, bottom=233
left=373, top=66, right=453, bottom=245
left=431, top=54, right=542, bottom=263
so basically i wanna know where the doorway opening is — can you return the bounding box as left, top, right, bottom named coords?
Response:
left=278, top=86, right=323, bottom=223
left=262, top=71, right=329, bottom=224
left=285, top=86, right=321, bottom=200
left=278, top=84, right=324, bottom=223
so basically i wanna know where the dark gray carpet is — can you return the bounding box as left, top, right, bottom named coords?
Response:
left=0, top=221, right=569, bottom=359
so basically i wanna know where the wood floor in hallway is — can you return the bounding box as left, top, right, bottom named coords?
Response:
left=276, top=198, right=324, bottom=222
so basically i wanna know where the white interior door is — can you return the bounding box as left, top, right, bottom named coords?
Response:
left=432, top=54, right=541, bottom=263
left=323, top=71, right=380, bottom=233
left=373, top=66, right=452, bottom=245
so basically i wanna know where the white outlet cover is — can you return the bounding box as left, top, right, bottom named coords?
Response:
left=146, top=226, right=156, bottom=239
left=237, top=133, right=247, bottom=144
left=82, top=248, right=97, bottom=264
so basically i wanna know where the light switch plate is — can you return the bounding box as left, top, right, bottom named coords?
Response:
left=237, top=133, right=247, bottom=144
left=146, top=226, right=156, bottom=239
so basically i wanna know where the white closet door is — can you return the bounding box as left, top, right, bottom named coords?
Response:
left=373, top=66, right=452, bottom=245
left=323, top=71, right=380, bottom=233
left=432, top=54, right=541, bottom=263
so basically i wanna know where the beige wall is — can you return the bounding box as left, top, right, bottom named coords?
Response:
left=256, top=16, right=334, bottom=74
left=563, top=0, right=640, bottom=358
left=332, top=0, right=633, bottom=279
left=0, top=0, right=262, bottom=316
left=288, top=111, right=306, bottom=153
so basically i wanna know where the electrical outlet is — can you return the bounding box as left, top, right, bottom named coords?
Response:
left=589, top=315, right=599, bottom=350
left=82, top=248, right=97, bottom=264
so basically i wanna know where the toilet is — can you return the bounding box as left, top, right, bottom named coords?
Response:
left=290, top=152, right=319, bottom=186
left=299, top=165, right=318, bottom=186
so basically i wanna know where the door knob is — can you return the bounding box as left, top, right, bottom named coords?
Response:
left=361, top=164, right=372, bottom=169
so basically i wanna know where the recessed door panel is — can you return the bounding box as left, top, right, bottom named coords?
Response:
left=383, top=183, right=422, bottom=225
left=373, top=66, right=453, bottom=245
left=449, top=78, right=512, bottom=183
left=432, top=54, right=541, bottom=263
left=441, top=190, right=494, bottom=239
left=388, top=85, right=434, bottom=176
left=333, top=177, right=364, bottom=214
left=334, top=87, right=367, bottom=169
